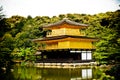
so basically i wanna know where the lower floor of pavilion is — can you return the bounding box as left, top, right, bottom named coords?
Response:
left=35, top=49, right=95, bottom=63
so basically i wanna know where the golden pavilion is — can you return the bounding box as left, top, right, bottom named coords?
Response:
left=33, top=19, right=97, bottom=63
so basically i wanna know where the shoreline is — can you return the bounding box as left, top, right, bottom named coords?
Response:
left=14, top=61, right=114, bottom=69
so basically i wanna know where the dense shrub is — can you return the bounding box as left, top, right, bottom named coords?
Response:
left=106, top=64, right=120, bottom=80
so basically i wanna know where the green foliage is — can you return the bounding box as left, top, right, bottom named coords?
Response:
left=106, top=64, right=120, bottom=80
left=7, top=16, right=26, bottom=37
left=100, top=73, right=114, bottom=80
left=86, top=10, right=120, bottom=64
left=0, top=33, right=14, bottom=72
left=17, top=48, right=35, bottom=61
left=0, top=7, right=14, bottom=74
left=0, top=18, right=10, bottom=37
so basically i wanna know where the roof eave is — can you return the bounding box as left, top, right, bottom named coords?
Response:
left=32, top=35, right=98, bottom=42
left=43, top=19, right=88, bottom=29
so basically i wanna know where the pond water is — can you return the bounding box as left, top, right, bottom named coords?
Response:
left=7, top=65, right=105, bottom=80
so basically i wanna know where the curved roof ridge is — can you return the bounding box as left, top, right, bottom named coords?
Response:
left=32, top=35, right=98, bottom=42
left=43, top=18, right=88, bottom=28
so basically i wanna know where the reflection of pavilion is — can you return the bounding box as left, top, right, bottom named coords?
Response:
left=33, top=19, right=97, bottom=64
left=82, top=69, right=92, bottom=79
left=71, top=69, right=92, bottom=80
left=38, top=68, right=92, bottom=80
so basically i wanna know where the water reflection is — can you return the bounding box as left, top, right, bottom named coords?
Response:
left=12, top=66, right=101, bottom=80
left=82, top=69, right=92, bottom=79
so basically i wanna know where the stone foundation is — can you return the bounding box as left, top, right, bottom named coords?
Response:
left=34, top=62, right=97, bottom=68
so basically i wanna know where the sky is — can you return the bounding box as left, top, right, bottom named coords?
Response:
left=0, top=0, right=120, bottom=17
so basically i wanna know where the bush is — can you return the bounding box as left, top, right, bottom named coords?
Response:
left=106, top=64, right=120, bottom=80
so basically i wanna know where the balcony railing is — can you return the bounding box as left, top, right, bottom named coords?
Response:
left=46, top=32, right=85, bottom=37
left=39, top=46, right=96, bottom=50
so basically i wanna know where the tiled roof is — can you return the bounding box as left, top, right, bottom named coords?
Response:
left=32, top=35, right=98, bottom=42
left=43, top=18, right=88, bottom=28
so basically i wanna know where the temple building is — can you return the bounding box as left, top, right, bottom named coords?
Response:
left=33, top=19, right=97, bottom=63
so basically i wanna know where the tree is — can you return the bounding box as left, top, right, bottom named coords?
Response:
left=0, top=6, right=4, bottom=20
left=7, top=15, right=26, bottom=37
left=0, top=7, right=14, bottom=77
left=86, top=10, right=120, bottom=64
left=17, top=48, right=35, bottom=61
left=106, top=64, right=120, bottom=80
left=0, top=7, right=10, bottom=37
left=0, top=33, right=14, bottom=73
